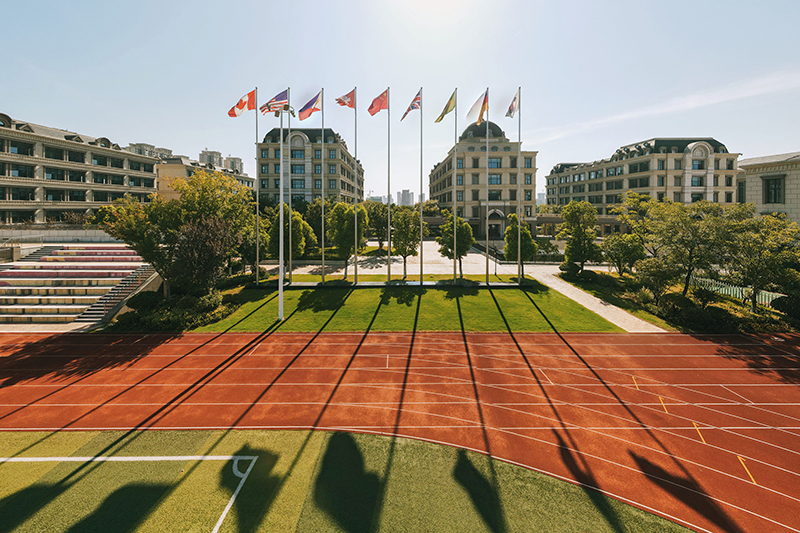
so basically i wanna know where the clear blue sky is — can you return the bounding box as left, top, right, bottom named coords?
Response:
left=4, top=0, right=799, bottom=199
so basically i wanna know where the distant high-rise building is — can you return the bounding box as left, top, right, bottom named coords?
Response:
left=419, top=193, right=425, bottom=203
left=199, top=149, right=223, bottom=168
left=537, top=192, right=546, bottom=205
left=124, top=143, right=173, bottom=160
left=224, top=156, right=244, bottom=175
left=397, top=189, right=414, bottom=206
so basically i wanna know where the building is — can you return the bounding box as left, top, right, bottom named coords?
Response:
left=124, top=143, right=173, bottom=160
left=156, top=156, right=254, bottom=201
left=199, top=149, right=223, bottom=168
left=397, top=189, right=414, bottom=206
left=257, top=128, right=363, bottom=205
left=428, top=121, right=537, bottom=239
left=0, top=113, right=158, bottom=224
left=737, top=151, right=800, bottom=223
left=545, top=138, right=740, bottom=213
left=224, top=156, right=244, bottom=174
left=537, top=192, right=546, bottom=206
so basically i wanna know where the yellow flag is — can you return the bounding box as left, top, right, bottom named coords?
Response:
left=434, top=90, right=456, bottom=123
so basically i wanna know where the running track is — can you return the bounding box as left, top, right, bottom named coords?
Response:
left=0, top=331, right=798, bottom=533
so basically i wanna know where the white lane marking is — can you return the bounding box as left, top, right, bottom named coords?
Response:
left=722, top=385, right=754, bottom=404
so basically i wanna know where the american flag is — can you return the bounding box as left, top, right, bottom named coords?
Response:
left=260, top=89, right=289, bottom=114
left=401, top=89, right=421, bottom=121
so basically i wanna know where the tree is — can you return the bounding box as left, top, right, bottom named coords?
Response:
left=503, top=213, right=538, bottom=279
left=635, top=257, right=680, bottom=305
left=391, top=208, right=428, bottom=278
left=303, top=197, right=335, bottom=248
left=723, top=209, right=800, bottom=312
left=436, top=212, right=475, bottom=278
left=239, top=216, right=270, bottom=276
left=173, top=216, right=239, bottom=293
left=327, top=202, right=368, bottom=278
left=602, top=232, right=645, bottom=276
left=363, top=199, right=388, bottom=250
left=268, top=204, right=317, bottom=261
left=418, top=199, right=440, bottom=217
left=557, top=201, right=602, bottom=274
left=611, top=192, right=661, bottom=256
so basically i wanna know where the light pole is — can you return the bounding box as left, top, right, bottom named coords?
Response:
left=274, top=104, right=295, bottom=320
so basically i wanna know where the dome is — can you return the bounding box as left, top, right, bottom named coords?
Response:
left=459, top=121, right=506, bottom=141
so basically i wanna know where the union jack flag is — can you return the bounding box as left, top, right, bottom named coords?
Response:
left=401, top=89, right=421, bottom=121
left=260, top=89, right=288, bottom=114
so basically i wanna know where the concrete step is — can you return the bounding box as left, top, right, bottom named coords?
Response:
left=0, top=278, right=121, bottom=286
left=41, top=256, right=143, bottom=262
left=0, top=305, right=90, bottom=315
left=18, top=246, right=63, bottom=262
left=0, top=286, right=110, bottom=296
left=12, top=263, right=139, bottom=270
left=0, top=314, right=81, bottom=323
left=52, top=251, right=141, bottom=257
left=0, top=296, right=100, bottom=305
left=61, top=245, right=132, bottom=251
left=0, top=270, right=132, bottom=278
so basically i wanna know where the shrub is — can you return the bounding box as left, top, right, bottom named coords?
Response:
left=660, top=292, right=695, bottom=313
left=559, top=261, right=580, bottom=278
left=772, top=295, right=800, bottom=320
left=691, top=287, right=717, bottom=309
left=196, top=290, right=223, bottom=313
left=126, top=290, right=163, bottom=312
left=635, top=288, right=654, bottom=305
left=579, top=270, right=597, bottom=282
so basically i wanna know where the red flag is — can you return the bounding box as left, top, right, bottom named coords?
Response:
left=336, top=89, right=355, bottom=108
left=228, top=90, right=256, bottom=117
left=368, top=89, right=388, bottom=116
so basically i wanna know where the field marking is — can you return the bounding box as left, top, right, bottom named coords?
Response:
left=738, top=455, right=758, bottom=485
left=632, top=376, right=639, bottom=390
left=659, top=397, right=669, bottom=414
left=0, top=454, right=258, bottom=533
left=538, top=369, right=553, bottom=385
left=693, top=422, right=707, bottom=444
left=722, top=385, right=754, bottom=404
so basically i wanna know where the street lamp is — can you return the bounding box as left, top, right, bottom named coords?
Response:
left=274, top=104, right=295, bottom=320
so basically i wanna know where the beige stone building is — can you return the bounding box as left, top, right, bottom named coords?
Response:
left=156, top=156, right=254, bottom=201
left=737, top=151, right=800, bottom=223
left=545, top=138, right=740, bottom=213
left=257, top=128, right=363, bottom=206
left=0, top=113, right=158, bottom=224
left=428, top=121, right=537, bottom=239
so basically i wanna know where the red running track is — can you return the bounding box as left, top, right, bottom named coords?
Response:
left=0, top=331, right=798, bottom=533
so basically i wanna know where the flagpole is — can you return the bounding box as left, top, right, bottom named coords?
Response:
left=387, top=87, right=392, bottom=283
left=255, top=87, right=260, bottom=288
left=354, top=87, right=359, bottom=284
left=453, top=89, right=458, bottom=283
left=288, top=87, right=293, bottom=284
left=517, top=87, right=522, bottom=286
left=419, top=87, right=424, bottom=286
left=485, top=88, right=490, bottom=286
left=321, top=88, right=326, bottom=284
left=278, top=110, right=285, bottom=320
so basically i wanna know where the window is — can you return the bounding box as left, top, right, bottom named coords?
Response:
left=144, top=179, right=154, bottom=188
left=68, top=151, right=84, bottom=163
left=261, top=149, right=269, bottom=159
left=713, top=176, right=719, bottom=186
left=456, top=174, right=463, bottom=185
left=509, top=189, right=517, bottom=201
left=9, top=141, right=33, bottom=155
left=129, top=161, right=141, bottom=171
left=92, top=155, right=107, bottom=166
left=524, top=174, right=532, bottom=185
left=691, top=176, right=703, bottom=187
left=481, top=147, right=486, bottom=152
left=510, top=174, right=517, bottom=185
left=129, top=177, right=142, bottom=187
left=763, top=176, right=784, bottom=204
left=44, top=146, right=63, bottom=160
left=727, top=160, right=734, bottom=170
left=692, top=160, right=704, bottom=170
left=472, top=158, right=480, bottom=168
left=274, top=149, right=280, bottom=158
left=606, top=180, right=623, bottom=190
left=291, top=149, right=304, bottom=159
left=274, top=179, right=280, bottom=188
left=110, top=158, right=123, bottom=169
left=629, top=162, right=649, bottom=173
left=472, top=174, right=479, bottom=185
left=314, top=179, right=322, bottom=189
left=313, top=150, right=321, bottom=159
left=329, top=164, right=336, bottom=174
left=488, top=158, right=501, bottom=168
left=329, top=179, right=337, bottom=189
left=488, top=190, right=501, bottom=201
left=291, top=179, right=305, bottom=189
left=490, top=146, right=498, bottom=152
left=657, top=176, right=665, bottom=187
left=657, top=192, right=665, bottom=201
left=45, top=168, right=65, bottom=181
left=10, top=188, right=35, bottom=201
left=261, top=164, right=269, bottom=174
left=315, top=164, right=322, bottom=175
left=524, top=158, right=532, bottom=168
left=68, top=170, right=84, bottom=182
left=472, top=190, right=479, bottom=201
left=472, top=206, right=480, bottom=217
left=606, top=194, right=619, bottom=204
left=456, top=190, right=463, bottom=201
left=725, top=176, right=733, bottom=187
left=274, top=163, right=282, bottom=173
left=488, top=174, right=501, bottom=185
left=588, top=183, right=601, bottom=192
left=525, top=206, right=532, bottom=217
left=674, top=176, right=681, bottom=187
left=691, top=193, right=703, bottom=202
left=509, top=157, right=517, bottom=168
left=657, top=160, right=665, bottom=170
left=291, top=164, right=305, bottom=174
left=525, top=190, right=532, bottom=201
left=572, top=184, right=585, bottom=193
left=111, top=175, right=124, bottom=185
left=713, top=192, right=719, bottom=202
left=714, top=159, right=720, bottom=170
left=673, top=192, right=681, bottom=201
left=329, top=149, right=336, bottom=159
left=260, top=180, right=268, bottom=189
left=93, top=191, right=108, bottom=202
left=93, top=173, right=108, bottom=184
left=468, top=146, right=474, bottom=152
left=674, top=160, right=682, bottom=170
left=726, top=192, right=733, bottom=203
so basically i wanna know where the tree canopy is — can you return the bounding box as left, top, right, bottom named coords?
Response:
left=557, top=201, right=602, bottom=274
left=436, top=212, right=475, bottom=278
left=327, top=203, right=368, bottom=278
left=503, top=213, right=538, bottom=279
left=392, top=208, right=428, bottom=278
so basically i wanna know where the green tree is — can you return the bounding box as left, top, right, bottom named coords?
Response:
left=303, top=197, right=335, bottom=248
left=723, top=208, right=800, bottom=311
left=436, top=212, right=475, bottom=278
left=503, top=213, right=538, bottom=279
left=603, top=232, right=645, bottom=276
left=635, top=257, right=680, bottom=305
left=239, top=216, right=270, bottom=276
left=173, top=216, right=239, bottom=293
left=327, top=202, right=368, bottom=278
left=391, top=208, right=428, bottom=278
left=363, top=200, right=389, bottom=250
left=557, top=201, right=602, bottom=274
left=611, top=192, right=661, bottom=256
left=418, top=199, right=440, bottom=217
left=269, top=204, right=317, bottom=261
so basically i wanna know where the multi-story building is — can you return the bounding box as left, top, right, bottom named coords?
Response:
left=199, top=149, right=223, bottom=168
left=545, top=138, right=740, bottom=213
left=256, top=128, right=363, bottom=205
left=0, top=113, right=158, bottom=224
left=397, top=189, right=414, bottom=206
left=124, top=143, right=173, bottom=160
left=156, top=156, right=254, bottom=201
left=737, top=151, right=800, bottom=223
left=428, top=121, right=537, bottom=239
left=224, top=156, right=244, bottom=174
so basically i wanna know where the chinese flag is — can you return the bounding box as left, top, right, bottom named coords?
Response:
left=368, top=89, right=388, bottom=116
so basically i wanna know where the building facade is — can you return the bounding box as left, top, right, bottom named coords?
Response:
left=428, top=121, right=537, bottom=239
left=157, top=157, right=254, bottom=201
left=124, top=143, right=173, bottom=160
left=256, top=128, right=363, bottom=205
left=397, top=189, right=414, bottom=206
left=737, top=151, right=800, bottom=223
left=545, top=138, right=740, bottom=213
left=0, top=113, right=158, bottom=224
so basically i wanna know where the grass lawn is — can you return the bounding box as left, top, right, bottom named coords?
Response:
left=195, top=282, right=622, bottom=333
left=0, top=430, right=690, bottom=533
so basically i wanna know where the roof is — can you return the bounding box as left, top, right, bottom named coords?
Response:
left=262, top=128, right=340, bottom=144
left=738, top=151, right=800, bottom=167
left=459, top=121, right=507, bottom=141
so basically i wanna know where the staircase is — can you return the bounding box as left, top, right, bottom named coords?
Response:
left=0, top=245, right=152, bottom=323
left=75, top=265, right=157, bottom=323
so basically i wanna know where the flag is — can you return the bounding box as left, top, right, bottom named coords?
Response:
left=336, top=89, right=355, bottom=108
left=228, top=90, right=256, bottom=117
left=505, top=89, right=520, bottom=118
left=260, top=89, right=288, bottom=115
left=434, top=90, right=456, bottom=123
left=368, top=89, right=389, bottom=116
left=401, top=89, right=421, bottom=121
left=299, top=91, right=322, bottom=121
left=468, top=89, right=489, bottom=125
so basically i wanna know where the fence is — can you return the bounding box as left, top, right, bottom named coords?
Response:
left=690, top=275, right=784, bottom=307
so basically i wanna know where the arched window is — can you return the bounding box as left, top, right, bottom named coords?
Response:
left=0, top=113, right=11, bottom=128
left=491, top=146, right=498, bottom=151
left=468, top=146, right=475, bottom=152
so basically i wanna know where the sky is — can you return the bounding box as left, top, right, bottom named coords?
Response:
left=4, top=0, right=800, bottom=200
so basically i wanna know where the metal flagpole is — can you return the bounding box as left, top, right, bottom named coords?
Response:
left=484, top=88, right=489, bottom=286
left=288, top=88, right=293, bottom=284
left=278, top=110, right=285, bottom=320
left=354, top=87, right=359, bottom=284
left=517, top=87, right=522, bottom=286
left=387, top=87, right=392, bottom=283
left=419, top=87, right=424, bottom=286
left=255, top=87, right=260, bottom=288
left=453, top=89, right=458, bottom=282
left=321, top=89, right=326, bottom=284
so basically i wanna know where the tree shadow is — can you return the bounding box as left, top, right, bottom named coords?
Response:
left=65, top=483, right=170, bottom=533
left=442, top=285, right=480, bottom=301
left=219, top=445, right=280, bottom=533
left=0, top=484, right=68, bottom=533
left=295, top=288, right=352, bottom=313
left=313, top=432, right=382, bottom=533
left=711, top=333, right=800, bottom=385
left=629, top=451, right=745, bottom=533
left=380, top=286, right=423, bottom=307
left=453, top=448, right=508, bottom=533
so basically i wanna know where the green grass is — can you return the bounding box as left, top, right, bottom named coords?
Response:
left=196, top=284, right=622, bottom=333
left=0, top=430, right=691, bottom=533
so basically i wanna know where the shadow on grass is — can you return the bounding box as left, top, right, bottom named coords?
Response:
left=220, top=445, right=281, bottom=533
left=66, top=483, right=170, bottom=533
left=380, top=285, right=423, bottom=306
left=295, top=288, right=351, bottom=313
left=313, top=433, right=382, bottom=533
left=453, top=449, right=507, bottom=533
left=0, top=484, right=68, bottom=533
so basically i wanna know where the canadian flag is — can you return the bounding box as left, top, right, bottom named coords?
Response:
left=228, top=90, right=256, bottom=117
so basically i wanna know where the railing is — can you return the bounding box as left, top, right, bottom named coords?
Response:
left=101, top=266, right=157, bottom=319
left=690, top=275, right=784, bottom=306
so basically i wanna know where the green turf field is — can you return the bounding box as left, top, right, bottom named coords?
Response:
left=195, top=283, right=622, bottom=333
left=0, top=430, right=690, bottom=533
